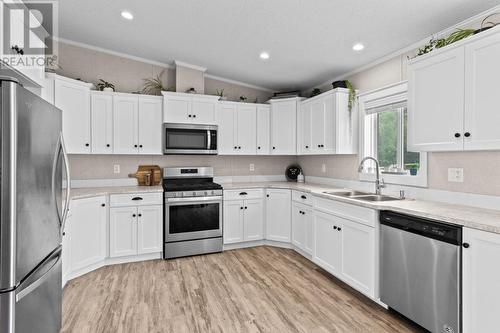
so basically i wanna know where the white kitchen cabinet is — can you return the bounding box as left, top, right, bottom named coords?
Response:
left=223, top=190, right=264, bottom=244
left=113, top=94, right=139, bottom=154
left=110, top=203, right=163, bottom=258
left=265, top=189, right=291, bottom=242
left=109, top=206, right=138, bottom=257
left=54, top=76, right=93, bottom=154
left=408, top=47, right=465, bottom=152
left=243, top=199, right=264, bottom=241
left=292, top=202, right=313, bottom=255
left=223, top=200, right=244, bottom=244
left=137, top=205, right=163, bottom=254
left=463, top=227, right=500, bottom=333
left=236, top=104, right=257, bottom=154
left=464, top=32, right=500, bottom=150
left=162, top=92, right=218, bottom=124
left=66, top=196, right=107, bottom=273
left=298, top=89, right=356, bottom=155
left=270, top=98, right=300, bottom=155
left=138, top=97, right=163, bottom=154
left=91, top=92, right=113, bottom=154
left=256, top=105, right=271, bottom=154
left=217, top=102, right=237, bottom=155
left=313, top=211, right=341, bottom=275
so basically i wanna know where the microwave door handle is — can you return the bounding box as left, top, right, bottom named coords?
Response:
left=207, top=130, right=211, bottom=150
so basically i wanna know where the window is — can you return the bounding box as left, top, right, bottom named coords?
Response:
left=359, top=82, right=427, bottom=187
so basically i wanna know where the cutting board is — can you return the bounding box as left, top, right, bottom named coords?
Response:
left=129, top=165, right=161, bottom=186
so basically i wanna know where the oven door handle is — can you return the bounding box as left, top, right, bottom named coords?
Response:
left=166, top=196, right=222, bottom=203
left=207, top=130, right=211, bottom=150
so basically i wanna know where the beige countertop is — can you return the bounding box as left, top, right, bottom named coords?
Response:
left=68, top=185, right=163, bottom=200
left=221, top=181, right=500, bottom=235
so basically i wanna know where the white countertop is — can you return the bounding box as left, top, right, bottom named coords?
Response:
left=68, top=185, right=163, bottom=200
left=221, top=181, right=500, bottom=234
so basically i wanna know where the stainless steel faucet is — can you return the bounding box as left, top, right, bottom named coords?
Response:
left=358, top=157, right=386, bottom=195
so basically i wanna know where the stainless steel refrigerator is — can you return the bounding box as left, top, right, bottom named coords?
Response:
left=0, top=77, right=70, bottom=333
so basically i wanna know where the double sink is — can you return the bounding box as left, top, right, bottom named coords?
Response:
left=323, top=190, right=403, bottom=202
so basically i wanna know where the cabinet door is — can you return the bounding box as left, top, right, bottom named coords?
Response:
left=291, top=203, right=306, bottom=250
left=463, top=228, right=500, bottom=333
left=109, top=207, right=138, bottom=257
left=54, top=79, right=91, bottom=153
left=137, top=205, right=162, bottom=254
left=311, top=99, right=326, bottom=153
left=303, top=206, right=314, bottom=255
left=243, top=199, right=264, bottom=241
left=271, top=100, right=297, bottom=154
left=138, top=97, right=163, bottom=155
left=300, top=102, right=312, bottom=154
left=256, top=105, right=271, bottom=154
left=236, top=104, right=257, bottom=154
left=340, top=218, right=375, bottom=297
left=192, top=96, right=217, bottom=124
left=68, top=196, right=106, bottom=272
left=91, top=93, right=113, bottom=154
left=217, top=103, right=237, bottom=155
left=265, top=189, right=291, bottom=242
left=313, top=211, right=341, bottom=275
left=164, top=95, right=190, bottom=123
left=113, top=95, right=139, bottom=154
left=464, top=33, right=500, bottom=150
left=223, top=200, right=244, bottom=244
left=408, top=48, right=465, bottom=151
left=62, top=212, right=72, bottom=284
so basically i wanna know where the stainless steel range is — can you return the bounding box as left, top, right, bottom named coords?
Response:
left=163, top=167, right=223, bottom=259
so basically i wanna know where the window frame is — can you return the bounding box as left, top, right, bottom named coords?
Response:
left=358, top=81, right=428, bottom=187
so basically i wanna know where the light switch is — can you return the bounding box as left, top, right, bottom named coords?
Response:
left=448, top=168, right=464, bottom=183
left=113, top=164, right=120, bottom=174
left=249, top=163, right=255, bottom=171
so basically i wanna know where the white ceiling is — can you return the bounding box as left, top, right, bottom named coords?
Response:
left=58, top=0, right=500, bottom=91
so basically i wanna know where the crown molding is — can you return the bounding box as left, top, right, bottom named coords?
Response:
left=174, top=60, right=207, bottom=72
left=308, top=4, right=500, bottom=91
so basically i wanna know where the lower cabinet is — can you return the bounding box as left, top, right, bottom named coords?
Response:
left=265, top=189, right=291, bottom=242
left=63, top=196, right=107, bottom=281
left=313, top=209, right=376, bottom=298
left=462, top=227, right=500, bottom=333
left=109, top=205, right=163, bottom=258
left=223, top=198, right=264, bottom=244
left=291, top=202, right=313, bottom=255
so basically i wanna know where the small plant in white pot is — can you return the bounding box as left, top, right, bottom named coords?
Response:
left=96, top=79, right=115, bottom=92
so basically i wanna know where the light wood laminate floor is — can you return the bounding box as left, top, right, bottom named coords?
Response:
left=62, top=246, right=424, bottom=333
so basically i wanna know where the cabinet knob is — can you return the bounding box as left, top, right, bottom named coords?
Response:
left=101, top=203, right=105, bottom=207
left=258, top=146, right=261, bottom=149
left=188, top=114, right=192, bottom=118
left=454, top=133, right=461, bottom=138
left=234, top=146, right=237, bottom=149
left=333, top=226, right=337, bottom=230
left=337, top=227, right=342, bottom=231
left=134, top=144, right=138, bottom=148
left=266, top=194, right=269, bottom=197
left=106, top=144, right=110, bottom=147
left=463, top=243, right=470, bottom=248
left=139, top=144, right=143, bottom=148
left=85, top=143, right=89, bottom=147
left=301, top=195, right=307, bottom=199
left=193, top=114, right=196, bottom=118
left=245, top=206, right=247, bottom=209
left=273, top=147, right=276, bottom=149
left=464, top=132, right=471, bottom=138
left=238, top=146, right=241, bottom=149
left=305, top=145, right=309, bottom=149
left=240, top=207, right=244, bottom=210
left=138, top=213, right=142, bottom=217
left=62, top=232, right=66, bottom=236
left=318, top=144, right=321, bottom=147
left=132, top=214, right=136, bottom=217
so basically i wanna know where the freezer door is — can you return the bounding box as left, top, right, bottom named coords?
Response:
left=0, top=79, right=63, bottom=289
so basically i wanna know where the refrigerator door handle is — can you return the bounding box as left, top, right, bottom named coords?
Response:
left=52, top=133, right=71, bottom=236
left=15, top=247, right=62, bottom=302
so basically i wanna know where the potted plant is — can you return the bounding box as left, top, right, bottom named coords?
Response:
left=239, top=95, right=247, bottom=102
left=96, top=79, right=115, bottom=92
left=405, top=163, right=420, bottom=176
left=141, top=69, right=167, bottom=95
left=310, top=88, right=321, bottom=97
left=186, top=87, right=197, bottom=94
left=216, top=89, right=227, bottom=101
left=332, top=80, right=356, bottom=112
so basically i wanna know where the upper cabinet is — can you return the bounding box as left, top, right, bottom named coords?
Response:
left=408, top=27, right=500, bottom=152
left=298, top=89, right=357, bottom=155
left=91, top=92, right=114, bottom=154
left=256, top=105, right=271, bottom=154
left=217, top=102, right=259, bottom=155
left=53, top=75, right=93, bottom=154
left=162, top=91, right=219, bottom=124
left=270, top=98, right=301, bottom=155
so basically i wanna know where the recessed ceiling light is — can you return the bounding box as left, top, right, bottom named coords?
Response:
left=259, top=52, right=270, bottom=60
left=121, top=10, right=134, bottom=20
left=352, top=43, right=364, bottom=51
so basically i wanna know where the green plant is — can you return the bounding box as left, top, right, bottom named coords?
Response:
left=216, top=89, right=224, bottom=97
left=310, top=88, right=321, bottom=97
left=239, top=95, right=247, bottom=102
left=141, top=69, right=167, bottom=95
left=416, top=28, right=475, bottom=57
left=96, top=79, right=115, bottom=91
left=405, top=163, right=420, bottom=170
left=345, top=80, right=356, bottom=112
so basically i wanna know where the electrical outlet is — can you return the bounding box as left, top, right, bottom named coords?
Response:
left=448, top=168, right=464, bottom=183
left=113, top=164, right=120, bottom=174
left=249, top=163, right=255, bottom=172
left=322, top=163, right=326, bottom=173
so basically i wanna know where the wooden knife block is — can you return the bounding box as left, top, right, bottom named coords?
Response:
left=129, top=165, right=161, bottom=186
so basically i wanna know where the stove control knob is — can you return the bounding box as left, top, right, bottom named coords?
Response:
left=204, top=191, right=208, bottom=196
left=192, top=192, right=196, bottom=196
left=211, top=190, right=215, bottom=195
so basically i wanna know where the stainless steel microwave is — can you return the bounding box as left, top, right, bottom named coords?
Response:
left=163, top=123, right=218, bottom=155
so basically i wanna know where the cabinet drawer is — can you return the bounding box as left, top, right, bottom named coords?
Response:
left=313, top=196, right=376, bottom=227
left=292, top=190, right=312, bottom=206
left=224, top=189, right=264, bottom=201
left=110, top=192, right=163, bottom=207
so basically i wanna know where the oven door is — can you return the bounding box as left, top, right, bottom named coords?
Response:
left=163, top=123, right=217, bottom=155
left=165, top=197, right=222, bottom=242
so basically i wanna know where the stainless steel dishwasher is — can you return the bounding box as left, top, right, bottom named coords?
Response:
left=380, top=211, right=462, bottom=333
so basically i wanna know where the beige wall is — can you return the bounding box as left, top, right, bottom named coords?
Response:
left=175, top=65, right=205, bottom=94
left=69, top=155, right=296, bottom=180
left=205, top=78, right=272, bottom=104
